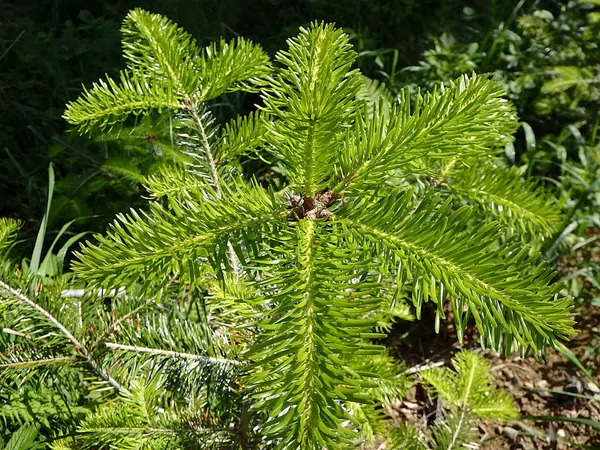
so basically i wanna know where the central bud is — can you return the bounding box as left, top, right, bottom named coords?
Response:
left=288, top=188, right=336, bottom=221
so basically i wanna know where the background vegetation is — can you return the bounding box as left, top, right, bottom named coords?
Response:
left=1, top=0, right=571, bottom=243
left=1, top=0, right=599, bottom=447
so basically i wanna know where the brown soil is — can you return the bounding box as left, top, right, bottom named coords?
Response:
left=373, top=227, right=600, bottom=449
left=382, top=300, right=600, bottom=449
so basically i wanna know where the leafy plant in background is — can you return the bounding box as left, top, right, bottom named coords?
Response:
left=390, top=351, right=517, bottom=449
left=1, top=9, right=575, bottom=449
left=0, top=166, right=94, bottom=443
left=0, top=4, right=125, bottom=240
left=0, top=0, right=268, bottom=253
left=376, top=2, right=600, bottom=433
left=386, top=0, right=600, bottom=296
left=499, top=0, right=600, bottom=306
left=0, top=424, right=42, bottom=450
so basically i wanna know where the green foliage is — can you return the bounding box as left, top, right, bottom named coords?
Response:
left=0, top=0, right=546, bottom=254
left=421, top=351, right=517, bottom=420
left=338, top=192, right=572, bottom=351
left=446, top=163, right=561, bottom=236
left=389, top=0, right=600, bottom=305
left=335, top=73, right=519, bottom=197
left=63, top=8, right=271, bottom=134
left=389, top=351, right=517, bottom=450
left=50, top=380, right=237, bottom=450
left=2, top=424, right=40, bottom=450
left=63, top=71, right=183, bottom=134
left=121, top=9, right=202, bottom=95
left=2, top=11, right=575, bottom=450
left=262, top=23, right=362, bottom=197
left=0, top=219, right=21, bottom=256
left=404, top=33, right=482, bottom=88
left=392, top=0, right=600, bottom=176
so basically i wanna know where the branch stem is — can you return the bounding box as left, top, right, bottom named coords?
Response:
left=185, top=96, right=240, bottom=274
left=91, top=297, right=156, bottom=350
left=446, top=407, right=467, bottom=450
left=0, top=280, right=126, bottom=393
left=185, top=97, right=222, bottom=198
left=105, top=342, right=244, bottom=366
left=0, top=356, right=74, bottom=369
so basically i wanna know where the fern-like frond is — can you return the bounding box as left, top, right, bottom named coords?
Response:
left=335, top=74, right=519, bottom=194
left=63, top=70, right=183, bottom=133
left=1, top=424, right=40, bottom=450
left=421, top=350, right=517, bottom=420
left=447, top=163, right=561, bottom=236
left=246, top=220, right=385, bottom=449
left=122, top=9, right=201, bottom=95
left=356, top=75, right=395, bottom=118
left=101, top=156, right=146, bottom=183
left=0, top=371, right=91, bottom=430
left=262, top=22, right=362, bottom=196
left=0, top=218, right=21, bottom=255
left=72, top=178, right=288, bottom=289
left=336, top=193, right=574, bottom=353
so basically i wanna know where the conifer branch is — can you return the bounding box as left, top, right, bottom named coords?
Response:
left=444, top=358, right=477, bottom=450
left=184, top=96, right=239, bottom=274
left=0, top=281, right=81, bottom=349
left=0, top=218, right=21, bottom=254
left=91, top=297, right=157, bottom=350
left=446, top=408, right=468, bottom=450
left=262, top=23, right=362, bottom=195
left=54, top=16, right=572, bottom=448
left=123, top=9, right=198, bottom=94
left=0, top=280, right=125, bottom=393
left=105, top=342, right=243, bottom=366
left=447, top=164, right=561, bottom=235
left=336, top=193, right=573, bottom=351
left=183, top=97, right=221, bottom=196
left=334, top=75, right=519, bottom=194
left=0, top=356, right=75, bottom=370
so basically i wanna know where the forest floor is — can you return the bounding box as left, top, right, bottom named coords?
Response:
left=384, top=302, right=600, bottom=449
left=383, top=231, right=600, bottom=449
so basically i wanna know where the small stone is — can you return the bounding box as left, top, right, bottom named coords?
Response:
left=557, top=429, right=566, bottom=438
left=535, top=379, right=551, bottom=397
left=578, top=410, right=591, bottom=419
left=586, top=381, right=600, bottom=394
left=536, top=379, right=549, bottom=389
left=403, top=401, right=420, bottom=410
left=522, top=441, right=536, bottom=450
left=502, top=426, right=520, bottom=439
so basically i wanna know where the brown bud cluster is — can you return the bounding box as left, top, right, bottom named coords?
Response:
left=287, top=188, right=336, bottom=221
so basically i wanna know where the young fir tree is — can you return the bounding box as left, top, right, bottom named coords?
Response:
left=0, top=9, right=574, bottom=449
